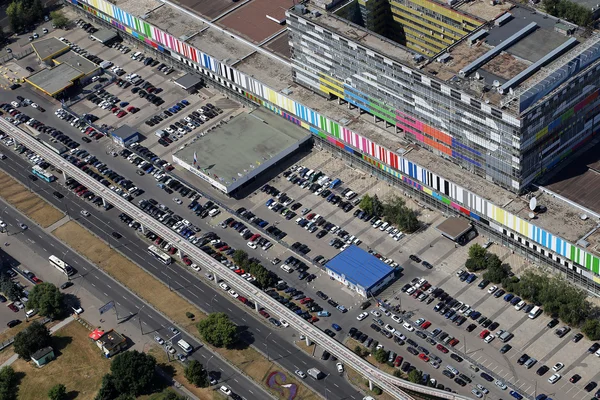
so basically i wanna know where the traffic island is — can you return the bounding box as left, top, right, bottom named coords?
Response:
left=0, top=171, right=64, bottom=227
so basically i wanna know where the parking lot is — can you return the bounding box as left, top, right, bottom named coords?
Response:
left=5, top=14, right=600, bottom=399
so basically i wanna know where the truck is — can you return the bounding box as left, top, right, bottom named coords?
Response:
left=307, top=368, right=325, bottom=380
left=329, top=178, right=342, bottom=189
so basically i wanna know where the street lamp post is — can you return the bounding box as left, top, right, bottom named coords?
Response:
left=265, top=332, right=272, bottom=361
left=210, top=294, right=217, bottom=312
left=137, top=305, right=146, bottom=335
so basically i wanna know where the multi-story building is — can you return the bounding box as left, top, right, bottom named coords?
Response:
left=61, top=0, right=600, bottom=296
left=288, top=3, right=600, bottom=194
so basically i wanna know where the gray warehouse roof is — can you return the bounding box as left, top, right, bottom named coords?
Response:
left=174, top=73, right=203, bottom=90
left=173, top=108, right=308, bottom=188
left=91, top=29, right=119, bottom=43
left=54, top=51, right=99, bottom=75
left=26, top=63, right=83, bottom=96
left=30, top=37, right=69, bottom=60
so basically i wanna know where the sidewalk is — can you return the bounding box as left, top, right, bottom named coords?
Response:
left=44, top=215, right=71, bottom=234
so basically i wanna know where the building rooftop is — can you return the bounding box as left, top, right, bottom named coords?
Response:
left=98, top=330, right=126, bottom=350
left=112, top=125, right=138, bottom=139
left=91, top=28, right=119, bottom=43
left=30, top=37, right=69, bottom=61
left=54, top=51, right=99, bottom=75
left=173, top=108, right=309, bottom=188
left=174, top=73, right=203, bottom=90
left=325, top=245, right=394, bottom=290
left=31, top=346, right=53, bottom=360
left=263, top=31, right=292, bottom=60
left=297, top=8, right=420, bottom=67
left=115, top=0, right=164, bottom=16
left=188, top=27, right=256, bottom=64
left=235, top=52, right=293, bottom=92
left=172, top=0, right=242, bottom=20
left=217, top=0, right=289, bottom=44
left=146, top=5, right=204, bottom=41
left=436, top=217, right=473, bottom=241
left=26, top=63, right=83, bottom=96
left=456, top=0, right=513, bottom=21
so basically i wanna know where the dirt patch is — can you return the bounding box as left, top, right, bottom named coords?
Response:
left=295, top=339, right=315, bottom=355
left=53, top=221, right=317, bottom=400
left=12, top=321, right=110, bottom=400
left=0, top=170, right=64, bottom=227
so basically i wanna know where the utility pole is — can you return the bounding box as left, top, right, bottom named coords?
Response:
left=137, top=305, right=146, bottom=335
left=265, top=332, right=272, bottom=361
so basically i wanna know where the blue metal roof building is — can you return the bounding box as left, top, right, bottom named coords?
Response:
left=324, top=245, right=398, bottom=297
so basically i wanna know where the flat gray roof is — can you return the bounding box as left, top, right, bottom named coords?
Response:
left=173, top=108, right=308, bottom=188
left=54, top=51, right=98, bottom=75
left=31, top=37, right=69, bottom=60
left=112, top=125, right=138, bottom=139
left=91, top=29, right=119, bottom=43
left=436, top=217, right=473, bottom=240
left=174, top=73, right=203, bottom=89
left=26, top=63, right=82, bottom=95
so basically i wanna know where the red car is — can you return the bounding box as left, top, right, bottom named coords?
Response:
left=309, top=316, right=319, bottom=323
left=449, top=338, right=459, bottom=347
left=165, top=165, right=174, bottom=171
left=437, top=344, right=449, bottom=353
left=31, top=276, right=43, bottom=284
left=126, top=106, right=135, bottom=112
left=421, top=321, right=431, bottom=329
left=154, top=238, right=163, bottom=245
left=300, top=298, right=312, bottom=304
left=238, top=296, right=248, bottom=304
left=181, top=257, right=192, bottom=266
left=168, top=246, right=177, bottom=255
left=117, top=111, right=127, bottom=118
left=418, top=353, right=430, bottom=362
left=7, top=304, right=18, bottom=313
left=259, top=310, right=270, bottom=318
left=394, top=355, right=404, bottom=367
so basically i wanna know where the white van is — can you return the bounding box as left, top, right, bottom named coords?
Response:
left=208, top=208, right=220, bottom=217
left=528, top=306, right=542, bottom=319
left=379, top=222, right=389, bottom=231
left=131, top=51, right=142, bottom=59
left=25, top=309, right=37, bottom=318
left=177, top=339, right=193, bottom=354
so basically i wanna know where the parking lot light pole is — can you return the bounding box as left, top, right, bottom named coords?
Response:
left=265, top=332, right=272, bottom=361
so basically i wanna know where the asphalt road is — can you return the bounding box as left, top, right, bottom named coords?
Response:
left=0, top=141, right=364, bottom=399
left=0, top=188, right=269, bottom=399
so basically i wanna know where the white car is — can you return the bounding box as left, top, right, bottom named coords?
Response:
left=0, top=220, right=6, bottom=228
left=31, top=103, right=39, bottom=109
left=375, top=344, right=384, bottom=351
left=484, top=334, right=495, bottom=343
left=72, top=306, right=83, bottom=315
left=402, top=322, right=415, bottom=332
left=247, top=242, right=257, bottom=249
left=384, top=324, right=396, bottom=333
left=391, top=314, right=403, bottom=324
left=406, top=286, right=416, bottom=295
left=370, top=310, right=381, bottom=317
left=154, top=336, right=165, bottom=345
left=487, top=285, right=498, bottom=294
left=172, top=197, right=183, bottom=204
left=228, top=289, right=239, bottom=298
left=494, top=380, right=507, bottom=390
left=281, top=320, right=289, bottom=328
left=548, top=373, right=561, bottom=384
left=80, top=210, right=90, bottom=217
left=191, top=264, right=200, bottom=271
left=552, top=362, right=564, bottom=372
left=218, top=282, right=229, bottom=291
left=357, top=312, right=368, bottom=321
left=219, top=386, right=232, bottom=396
left=476, top=384, right=489, bottom=394
left=295, top=370, right=306, bottom=379
left=336, top=362, right=344, bottom=373
left=18, top=223, right=27, bottom=230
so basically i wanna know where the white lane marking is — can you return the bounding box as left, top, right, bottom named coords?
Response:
left=333, top=383, right=339, bottom=388
left=91, top=283, right=96, bottom=287
left=106, top=284, right=112, bottom=289
left=116, top=302, right=121, bottom=306
left=193, top=285, right=204, bottom=293
left=189, top=292, right=199, bottom=298
left=122, top=296, right=127, bottom=300
left=103, top=292, right=108, bottom=296
left=256, top=328, right=260, bottom=332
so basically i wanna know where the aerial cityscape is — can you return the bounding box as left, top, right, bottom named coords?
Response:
left=0, top=0, right=598, bottom=398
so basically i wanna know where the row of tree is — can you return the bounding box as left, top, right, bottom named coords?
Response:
left=6, top=0, right=45, bottom=33
left=543, top=0, right=592, bottom=26
left=231, top=250, right=277, bottom=289
left=359, top=194, right=420, bottom=233
left=465, top=244, right=600, bottom=338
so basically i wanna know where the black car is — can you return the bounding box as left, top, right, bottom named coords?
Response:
left=407, top=347, right=419, bottom=355
left=409, top=254, right=421, bottom=263
left=517, top=353, right=529, bottom=365
left=500, top=344, right=512, bottom=354
left=573, top=333, right=584, bottom=342
left=585, top=381, right=597, bottom=392
left=588, top=343, right=600, bottom=353
left=536, top=365, right=549, bottom=376
left=111, top=231, right=122, bottom=239
left=7, top=320, right=20, bottom=328
left=547, top=319, right=559, bottom=328
left=60, top=282, right=73, bottom=290
left=450, top=353, right=463, bottom=362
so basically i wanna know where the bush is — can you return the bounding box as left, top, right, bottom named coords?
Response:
left=197, top=313, right=238, bottom=348
left=582, top=319, right=600, bottom=340
left=372, top=348, right=388, bottom=364
left=185, top=312, right=194, bottom=319
left=48, top=384, right=67, bottom=400
left=393, top=369, right=403, bottom=378
left=371, top=387, right=382, bottom=395
left=184, top=360, right=208, bottom=387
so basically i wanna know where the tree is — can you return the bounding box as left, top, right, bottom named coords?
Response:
left=232, top=250, right=248, bottom=267
left=0, top=275, right=21, bottom=302
left=13, top=321, right=51, bottom=359
left=0, top=366, right=17, bottom=400
left=582, top=319, right=600, bottom=340
left=197, top=313, right=238, bottom=348
left=483, top=259, right=510, bottom=283
left=50, top=11, right=69, bottom=29
left=359, top=194, right=383, bottom=217
left=28, top=282, right=63, bottom=318
left=109, top=351, right=156, bottom=396
left=407, top=369, right=422, bottom=384
left=184, top=360, right=208, bottom=387
left=95, top=374, right=118, bottom=400
left=48, top=384, right=67, bottom=400
left=6, top=1, right=23, bottom=33
left=372, top=348, right=388, bottom=364
left=382, top=196, right=419, bottom=233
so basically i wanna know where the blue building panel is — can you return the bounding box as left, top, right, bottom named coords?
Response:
left=325, top=245, right=395, bottom=291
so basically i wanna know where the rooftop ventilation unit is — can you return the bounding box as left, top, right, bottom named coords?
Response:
left=459, top=22, right=538, bottom=77
left=498, top=37, right=578, bottom=94
left=467, top=29, right=488, bottom=45
left=495, top=12, right=512, bottom=26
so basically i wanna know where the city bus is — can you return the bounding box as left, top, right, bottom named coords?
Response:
left=32, top=165, right=56, bottom=182
left=49, top=255, right=75, bottom=276
left=147, top=245, right=172, bottom=265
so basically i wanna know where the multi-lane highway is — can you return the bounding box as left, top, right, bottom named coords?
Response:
left=0, top=194, right=267, bottom=399
left=0, top=129, right=363, bottom=399
left=0, top=118, right=472, bottom=400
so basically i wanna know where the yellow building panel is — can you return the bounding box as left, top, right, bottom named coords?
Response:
left=319, top=77, right=345, bottom=94
left=406, top=42, right=432, bottom=55
left=403, top=27, right=448, bottom=51
left=535, top=126, right=549, bottom=140
left=391, top=2, right=470, bottom=37
left=519, top=219, right=529, bottom=237
left=320, top=84, right=344, bottom=99
left=406, top=0, right=481, bottom=26
left=395, top=17, right=455, bottom=45
left=319, top=73, right=344, bottom=86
